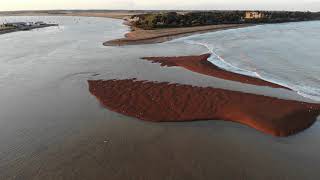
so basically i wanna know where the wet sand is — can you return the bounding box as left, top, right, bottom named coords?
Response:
left=143, top=54, right=290, bottom=89
left=88, top=79, right=320, bottom=137
left=103, top=24, right=252, bottom=46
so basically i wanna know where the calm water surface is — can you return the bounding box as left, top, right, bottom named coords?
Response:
left=0, top=16, right=320, bottom=179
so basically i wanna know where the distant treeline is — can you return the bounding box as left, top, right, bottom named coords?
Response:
left=130, top=11, right=320, bottom=29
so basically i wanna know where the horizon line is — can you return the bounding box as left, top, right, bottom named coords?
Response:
left=0, top=9, right=319, bottom=13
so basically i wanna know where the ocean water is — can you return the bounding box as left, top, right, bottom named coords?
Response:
left=179, top=21, right=320, bottom=101
left=1, top=16, right=320, bottom=179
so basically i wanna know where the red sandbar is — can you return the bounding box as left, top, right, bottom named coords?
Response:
left=143, top=54, right=289, bottom=89
left=88, top=79, right=320, bottom=137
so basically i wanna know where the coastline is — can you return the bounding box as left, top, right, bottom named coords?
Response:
left=0, top=11, right=137, bottom=19
left=0, top=24, right=58, bottom=35
left=88, top=54, right=320, bottom=137
left=0, top=28, right=18, bottom=35
left=103, top=24, right=253, bottom=46
left=0, top=11, right=252, bottom=45
left=143, top=54, right=290, bottom=90
left=4, top=13, right=318, bottom=136
left=2, top=13, right=320, bottom=180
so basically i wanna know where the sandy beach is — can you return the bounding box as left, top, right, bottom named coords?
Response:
left=103, top=24, right=252, bottom=46
left=0, top=10, right=252, bottom=46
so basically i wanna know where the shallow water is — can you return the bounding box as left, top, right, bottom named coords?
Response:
left=0, top=16, right=320, bottom=179
left=177, top=21, right=320, bottom=101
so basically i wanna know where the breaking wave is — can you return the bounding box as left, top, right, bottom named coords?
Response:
left=184, top=39, right=320, bottom=102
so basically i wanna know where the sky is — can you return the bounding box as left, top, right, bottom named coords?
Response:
left=1, top=0, right=320, bottom=11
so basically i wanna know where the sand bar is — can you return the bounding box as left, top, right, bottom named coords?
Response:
left=88, top=79, right=320, bottom=137
left=103, top=24, right=252, bottom=46
left=143, top=54, right=290, bottom=89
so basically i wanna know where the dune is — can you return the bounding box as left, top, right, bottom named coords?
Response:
left=88, top=79, right=320, bottom=137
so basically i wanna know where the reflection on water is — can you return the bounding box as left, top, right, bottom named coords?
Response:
left=0, top=16, right=320, bottom=179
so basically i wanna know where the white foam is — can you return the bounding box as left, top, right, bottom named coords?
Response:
left=184, top=39, right=320, bottom=102
left=184, top=40, right=263, bottom=78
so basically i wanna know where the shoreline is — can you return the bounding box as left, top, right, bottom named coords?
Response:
left=103, top=24, right=253, bottom=46
left=4, top=13, right=320, bottom=137
left=0, top=24, right=58, bottom=35
left=143, top=54, right=290, bottom=90
left=88, top=54, right=320, bottom=137
left=2, top=11, right=319, bottom=47
left=3, top=11, right=320, bottom=179
left=0, top=11, right=137, bottom=19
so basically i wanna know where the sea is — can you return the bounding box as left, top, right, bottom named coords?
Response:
left=177, top=21, right=320, bottom=101
left=0, top=16, right=320, bottom=179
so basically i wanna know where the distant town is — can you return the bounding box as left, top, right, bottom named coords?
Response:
left=0, top=21, right=58, bottom=35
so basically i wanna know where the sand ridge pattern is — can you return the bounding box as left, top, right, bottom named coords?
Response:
left=143, top=54, right=290, bottom=89
left=88, top=79, right=320, bottom=137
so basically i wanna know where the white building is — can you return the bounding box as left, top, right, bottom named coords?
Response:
left=245, top=11, right=265, bottom=19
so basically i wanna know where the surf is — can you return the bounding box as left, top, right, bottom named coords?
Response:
left=184, top=39, right=320, bottom=102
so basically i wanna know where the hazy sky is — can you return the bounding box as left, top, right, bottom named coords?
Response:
left=1, top=0, right=320, bottom=11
